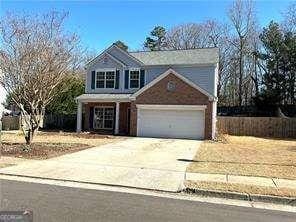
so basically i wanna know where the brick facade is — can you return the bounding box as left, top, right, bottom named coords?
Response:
left=118, top=102, right=130, bottom=135
left=130, top=73, right=213, bottom=139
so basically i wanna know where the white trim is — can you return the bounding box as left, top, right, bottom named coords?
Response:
left=136, top=104, right=207, bottom=111
left=130, top=68, right=215, bottom=100
left=212, top=100, right=217, bottom=140
left=77, top=98, right=130, bottom=103
left=76, top=101, right=82, bottom=132
left=76, top=94, right=131, bottom=103
left=115, top=102, right=120, bottom=134
left=214, top=63, right=219, bottom=97
left=95, top=69, right=116, bottom=89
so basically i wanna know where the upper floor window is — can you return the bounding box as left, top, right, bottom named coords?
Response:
left=96, top=70, right=115, bottom=89
left=129, top=70, right=140, bottom=89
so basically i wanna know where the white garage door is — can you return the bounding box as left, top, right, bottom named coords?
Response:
left=137, top=106, right=205, bottom=139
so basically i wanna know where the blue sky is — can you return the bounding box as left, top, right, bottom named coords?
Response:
left=0, top=0, right=292, bottom=53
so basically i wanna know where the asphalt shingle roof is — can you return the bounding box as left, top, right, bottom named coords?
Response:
left=129, top=48, right=219, bottom=66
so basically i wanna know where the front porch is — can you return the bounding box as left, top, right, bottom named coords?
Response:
left=76, top=94, right=131, bottom=135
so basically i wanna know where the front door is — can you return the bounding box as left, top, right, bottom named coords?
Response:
left=93, top=107, right=115, bottom=130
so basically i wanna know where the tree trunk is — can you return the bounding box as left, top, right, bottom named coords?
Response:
left=276, top=106, right=287, bottom=118
left=253, top=53, right=259, bottom=97
left=24, top=128, right=35, bottom=145
left=24, top=129, right=31, bottom=145
left=238, top=41, right=244, bottom=107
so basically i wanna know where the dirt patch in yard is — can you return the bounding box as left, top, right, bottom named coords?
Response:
left=187, top=135, right=296, bottom=180
left=1, top=131, right=126, bottom=160
left=2, top=131, right=125, bottom=146
left=1, top=142, right=91, bottom=159
left=185, top=180, right=296, bottom=198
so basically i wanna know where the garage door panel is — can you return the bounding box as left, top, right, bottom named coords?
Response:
left=137, top=108, right=204, bottom=139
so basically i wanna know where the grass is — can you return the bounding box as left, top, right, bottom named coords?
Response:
left=187, top=135, right=296, bottom=180
left=1, top=131, right=125, bottom=159
left=185, top=180, right=296, bottom=198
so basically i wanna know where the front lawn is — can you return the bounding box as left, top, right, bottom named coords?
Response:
left=1, top=131, right=124, bottom=159
left=187, top=135, right=296, bottom=180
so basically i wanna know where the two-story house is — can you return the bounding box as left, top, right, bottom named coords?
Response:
left=76, top=44, right=219, bottom=139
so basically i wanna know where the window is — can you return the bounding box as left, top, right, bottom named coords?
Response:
left=105, top=71, right=115, bottom=88
left=97, top=72, right=105, bottom=88
left=96, top=70, right=115, bottom=88
left=129, top=70, right=140, bottom=88
left=93, top=107, right=114, bottom=129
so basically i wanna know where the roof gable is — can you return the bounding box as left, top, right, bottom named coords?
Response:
left=86, top=44, right=144, bottom=68
left=131, top=68, right=216, bottom=100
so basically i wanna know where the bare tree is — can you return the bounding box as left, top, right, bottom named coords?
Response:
left=202, top=20, right=234, bottom=104
left=164, top=21, right=233, bottom=104
left=0, top=11, right=82, bottom=144
left=282, top=2, right=296, bottom=32
left=166, top=23, right=207, bottom=49
left=228, top=0, right=256, bottom=107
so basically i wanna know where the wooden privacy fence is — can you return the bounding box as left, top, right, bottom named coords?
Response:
left=217, top=117, right=296, bottom=138
left=1, top=114, right=77, bottom=131
left=1, top=116, right=21, bottom=130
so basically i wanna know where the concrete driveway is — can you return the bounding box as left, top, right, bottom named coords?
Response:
left=0, top=138, right=201, bottom=192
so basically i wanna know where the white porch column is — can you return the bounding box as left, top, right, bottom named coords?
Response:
left=115, top=102, right=120, bottom=134
left=76, top=101, right=82, bottom=133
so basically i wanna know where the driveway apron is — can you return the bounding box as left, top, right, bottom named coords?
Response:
left=0, top=138, right=201, bottom=192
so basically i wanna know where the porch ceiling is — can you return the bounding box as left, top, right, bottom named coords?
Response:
left=76, top=94, right=132, bottom=102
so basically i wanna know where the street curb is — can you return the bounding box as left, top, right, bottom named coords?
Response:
left=185, top=187, right=250, bottom=201
left=0, top=173, right=180, bottom=194
left=251, top=194, right=296, bottom=206
left=184, top=187, right=296, bottom=206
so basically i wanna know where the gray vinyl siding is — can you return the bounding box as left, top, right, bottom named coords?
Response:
left=108, top=47, right=142, bottom=68
left=144, top=65, right=216, bottom=96
left=86, top=54, right=124, bottom=93
left=86, top=46, right=216, bottom=95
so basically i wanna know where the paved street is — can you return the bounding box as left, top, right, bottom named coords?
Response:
left=0, top=138, right=200, bottom=192
left=1, top=179, right=296, bottom=222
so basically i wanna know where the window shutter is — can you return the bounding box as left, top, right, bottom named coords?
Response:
left=89, top=107, right=94, bottom=130
left=140, top=69, right=145, bottom=88
left=91, top=71, right=96, bottom=89
left=125, top=70, right=129, bottom=89
left=115, top=70, right=120, bottom=89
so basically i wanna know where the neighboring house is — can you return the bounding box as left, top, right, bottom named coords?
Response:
left=76, top=44, right=219, bottom=139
